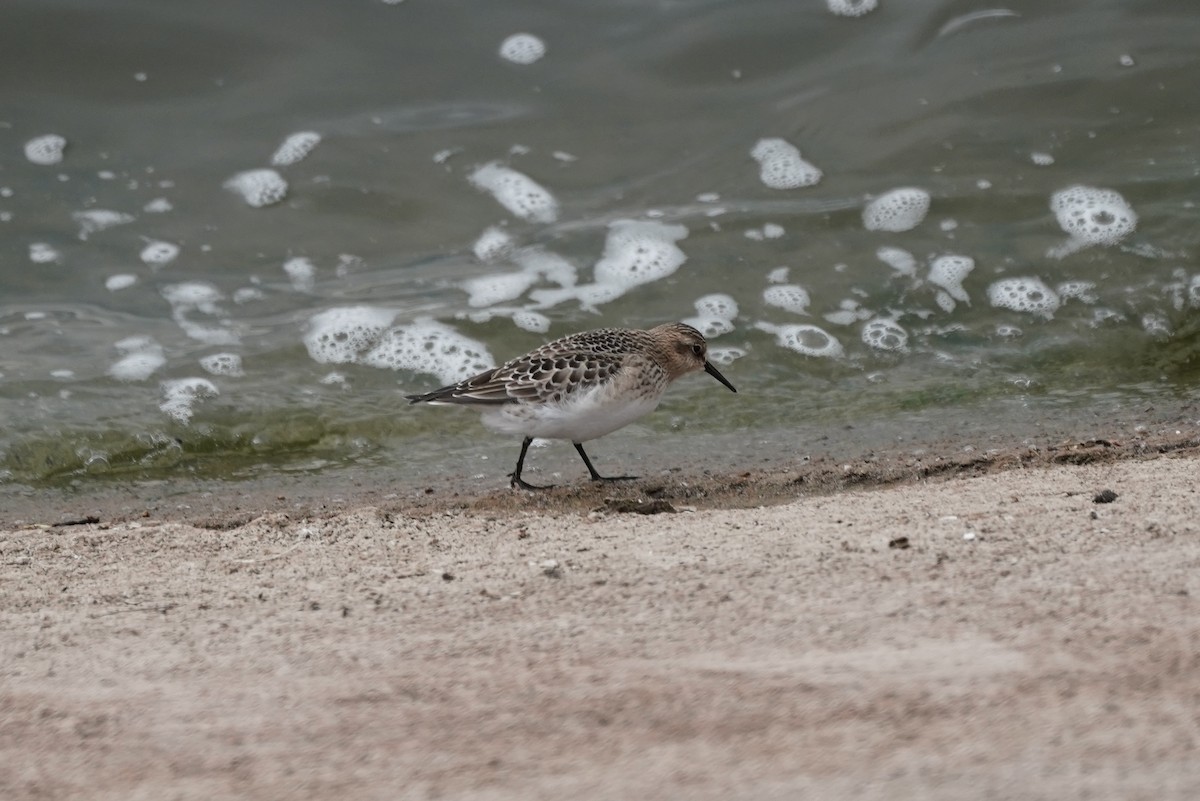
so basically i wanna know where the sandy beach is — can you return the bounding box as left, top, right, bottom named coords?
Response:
left=3, top=433, right=1199, bottom=800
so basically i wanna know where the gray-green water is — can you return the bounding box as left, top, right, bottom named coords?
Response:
left=2, top=0, right=1199, bottom=495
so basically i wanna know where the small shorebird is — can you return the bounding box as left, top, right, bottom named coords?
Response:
left=406, top=322, right=737, bottom=489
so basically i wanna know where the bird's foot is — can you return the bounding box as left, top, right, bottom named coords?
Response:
left=509, top=473, right=554, bottom=491
left=590, top=474, right=639, bottom=483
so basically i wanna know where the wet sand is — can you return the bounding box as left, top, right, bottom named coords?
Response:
left=2, top=430, right=1200, bottom=800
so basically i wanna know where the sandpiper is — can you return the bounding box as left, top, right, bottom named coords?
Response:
left=406, top=322, right=737, bottom=489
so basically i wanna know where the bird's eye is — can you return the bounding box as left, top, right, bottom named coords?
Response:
left=691, top=343, right=704, bottom=357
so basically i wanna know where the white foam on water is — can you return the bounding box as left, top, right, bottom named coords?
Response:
left=694, top=293, right=739, bottom=321
left=552, top=151, right=577, bottom=162
left=1056, top=280, right=1098, bottom=304
left=160, top=377, right=219, bottom=424
left=199, top=352, right=244, bottom=377
left=827, top=0, right=877, bottom=17
left=108, top=336, right=165, bottom=381
left=934, top=290, right=956, bottom=313
left=25, top=134, right=67, bottom=165
left=1188, top=274, right=1200, bottom=308
left=499, top=33, right=546, bottom=65
left=928, top=254, right=974, bottom=302
left=593, top=219, right=688, bottom=290
left=511, top=309, right=550, bottom=334
left=463, top=271, right=538, bottom=308
left=144, top=197, right=173, bottom=213
left=1031, top=151, right=1055, bottom=166
left=682, top=316, right=735, bottom=339
left=1142, top=313, right=1170, bottom=338
left=473, top=226, right=513, bottom=262
left=1048, top=185, right=1137, bottom=257
left=162, top=282, right=240, bottom=345
left=73, top=209, right=135, bottom=240
left=29, top=243, right=60, bottom=264
left=106, top=274, right=138, bottom=291
left=1119, top=54, right=1135, bottom=67
left=140, top=240, right=180, bottom=268
left=283, top=256, right=317, bottom=292
left=319, top=371, right=347, bottom=386
left=271, top=131, right=322, bottom=166
left=224, top=169, right=288, bottom=208
left=976, top=179, right=993, bottom=190
left=862, top=318, right=909, bottom=352
left=864, top=188, right=931, bottom=232
left=707, top=347, right=746, bottom=366
left=233, top=287, right=264, bottom=304
left=763, top=284, right=811, bottom=315
left=987, top=277, right=1060, bottom=318
left=304, top=306, right=399, bottom=364
left=876, top=246, right=917, bottom=276
left=750, top=138, right=822, bottom=189
left=468, top=162, right=558, bottom=223
left=995, top=324, right=1023, bottom=338
left=363, top=318, right=494, bottom=384
left=766, top=266, right=789, bottom=284
left=758, top=322, right=844, bottom=358
left=51, top=369, right=75, bottom=379
left=512, top=247, right=577, bottom=287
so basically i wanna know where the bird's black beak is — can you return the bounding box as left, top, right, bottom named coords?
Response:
left=704, top=361, right=737, bottom=393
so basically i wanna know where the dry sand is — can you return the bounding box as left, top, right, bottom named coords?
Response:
left=3, top=444, right=1199, bottom=800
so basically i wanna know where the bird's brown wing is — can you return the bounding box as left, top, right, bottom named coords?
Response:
left=406, top=350, right=625, bottom=406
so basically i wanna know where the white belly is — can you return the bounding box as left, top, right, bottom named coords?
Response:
left=480, top=385, right=660, bottom=442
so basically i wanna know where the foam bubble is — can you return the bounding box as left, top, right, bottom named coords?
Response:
left=750, top=138, right=822, bottom=189
left=162, top=282, right=240, bottom=345
left=1189, top=274, right=1200, bottom=308
left=995, top=324, right=1023, bottom=338
left=876, top=246, right=917, bottom=277
left=1142, top=313, right=1170, bottom=339
left=73, top=209, right=135, bottom=240
left=511, top=309, right=550, bottom=334
left=682, top=316, right=735, bottom=339
left=140, top=240, right=180, bottom=268
left=233, top=287, right=264, bottom=304
left=707, top=347, right=746, bottom=366
left=25, top=134, right=67, bottom=165
left=271, top=131, right=322, bottom=166
left=1031, top=152, right=1055, bottom=166
left=106, top=274, right=137, bottom=291
left=160, top=377, right=219, bottom=424
left=593, top=219, right=688, bottom=289
left=767, top=266, right=789, bottom=284
left=304, top=306, right=399, bottom=364
left=987, top=277, right=1060, bottom=318
left=468, top=162, right=558, bottom=223
left=499, top=33, right=546, bottom=65
left=364, top=318, right=494, bottom=384
left=224, top=169, right=288, bottom=208
left=760, top=322, right=843, bottom=358
left=144, top=197, right=173, bottom=213
left=1056, top=280, right=1098, bottom=304
left=928, top=254, right=975, bottom=302
left=283, top=256, right=316, bottom=292
left=512, top=247, right=577, bottom=287
left=199, top=352, right=244, bottom=377
left=109, top=336, right=165, bottom=381
left=1049, top=185, right=1137, bottom=255
left=694, top=293, right=738, bottom=321
left=463, top=272, right=538, bottom=308
left=763, top=284, right=811, bottom=315
left=827, top=0, right=877, bottom=16
left=862, top=318, right=909, bottom=352
left=473, top=226, right=513, bottom=261
left=863, top=188, right=931, bottom=232
left=29, top=243, right=60, bottom=264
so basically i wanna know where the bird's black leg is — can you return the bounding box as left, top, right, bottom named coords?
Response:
left=508, top=437, right=553, bottom=490
left=574, top=442, right=638, bottom=483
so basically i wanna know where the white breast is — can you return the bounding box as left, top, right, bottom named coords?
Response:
left=480, top=383, right=661, bottom=442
